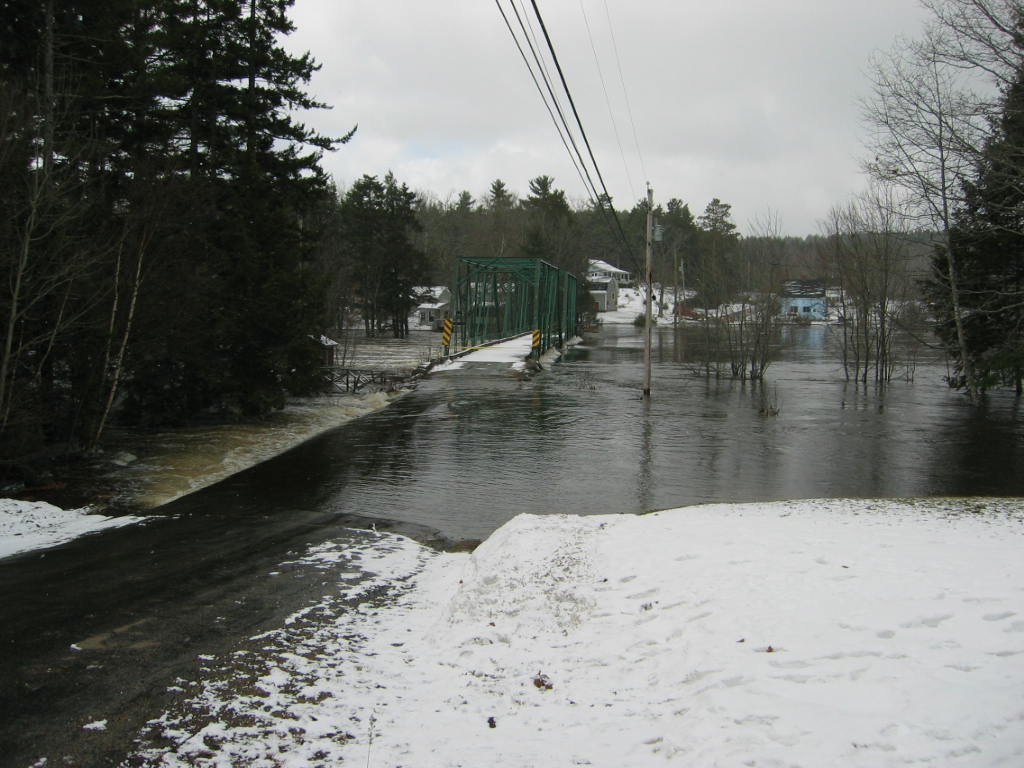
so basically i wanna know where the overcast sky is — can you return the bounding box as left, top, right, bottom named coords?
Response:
left=283, top=1, right=931, bottom=236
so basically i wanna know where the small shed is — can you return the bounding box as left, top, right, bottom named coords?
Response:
left=779, top=280, right=827, bottom=320
left=587, top=276, right=619, bottom=312
left=312, top=334, right=339, bottom=366
left=415, top=286, right=451, bottom=330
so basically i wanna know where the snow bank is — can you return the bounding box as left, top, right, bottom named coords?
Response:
left=0, top=498, right=140, bottom=559
left=0, top=394, right=398, bottom=558
left=139, top=498, right=1024, bottom=766
left=600, top=286, right=649, bottom=324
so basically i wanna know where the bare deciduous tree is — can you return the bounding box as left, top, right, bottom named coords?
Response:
left=686, top=210, right=780, bottom=381
left=921, top=0, right=1024, bottom=89
left=0, top=81, right=105, bottom=452
left=861, top=23, right=993, bottom=398
left=825, top=186, right=915, bottom=385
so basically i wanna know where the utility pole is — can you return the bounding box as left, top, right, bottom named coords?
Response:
left=673, top=247, right=679, bottom=328
left=643, top=183, right=653, bottom=398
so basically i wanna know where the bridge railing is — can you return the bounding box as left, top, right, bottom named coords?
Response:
left=448, top=257, right=577, bottom=357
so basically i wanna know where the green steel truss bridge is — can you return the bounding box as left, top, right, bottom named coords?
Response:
left=445, top=257, right=578, bottom=358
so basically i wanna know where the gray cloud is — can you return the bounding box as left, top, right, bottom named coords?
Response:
left=284, top=0, right=929, bottom=234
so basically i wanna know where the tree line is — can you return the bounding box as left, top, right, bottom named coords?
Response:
left=414, top=180, right=832, bottom=311
left=0, top=0, right=349, bottom=480
left=0, top=0, right=748, bottom=480
left=858, top=0, right=1024, bottom=398
left=5, top=0, right=1021, bottom=485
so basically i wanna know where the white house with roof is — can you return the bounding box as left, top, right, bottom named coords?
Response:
left=413, top=286, right=450, bottom=330
left=586, top=259, right=632, bottom=313
left=587, top=259, right=632, bottom=285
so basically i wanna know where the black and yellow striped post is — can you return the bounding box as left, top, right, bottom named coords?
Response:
left=531, top=328, right=542, bottom=357
left=442, top=317, right=454, bottom=355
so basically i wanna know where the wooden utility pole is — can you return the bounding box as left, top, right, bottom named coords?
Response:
left=643, top=183, right=654, bottom=398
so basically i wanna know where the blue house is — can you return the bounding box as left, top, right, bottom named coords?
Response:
left=779, top=280, right=827, bottom=320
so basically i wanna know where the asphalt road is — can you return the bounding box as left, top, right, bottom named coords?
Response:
left=0, top=466, right=445, bottom=767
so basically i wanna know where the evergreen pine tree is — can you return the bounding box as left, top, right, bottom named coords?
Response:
left=522, top=175, right=576, bottom=271
left=123, top=0, right=351, bottom=420
left=936, top=63, right=1024, bottom=394
left=339, top=174, right=428, bottom=338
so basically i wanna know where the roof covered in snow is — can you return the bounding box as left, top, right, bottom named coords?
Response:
left=781, top=279, right=826, bottom=298
left=587, top=258, right=630, bottom=276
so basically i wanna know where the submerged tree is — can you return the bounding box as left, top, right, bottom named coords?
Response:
left=861, top=0, right=1024, bottom=398
left=659, top=198, right=698, bottom=317
left=862, top=37, right=982, bottom=396
left=725, top=214, right=782, bottom=381
left=825, top=187, right=915, bottom=385
left=687, top=198, right=743, bottom=376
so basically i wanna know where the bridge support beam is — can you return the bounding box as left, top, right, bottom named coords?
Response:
left=450, top=257, right=577, bottom=356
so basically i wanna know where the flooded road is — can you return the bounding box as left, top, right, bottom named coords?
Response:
left=290, top=322, right=1024, bottom=540
left=2, top=322, right=1023, bottom=765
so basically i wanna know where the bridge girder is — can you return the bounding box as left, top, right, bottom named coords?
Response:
left=450, top=257, right=577, bottom=357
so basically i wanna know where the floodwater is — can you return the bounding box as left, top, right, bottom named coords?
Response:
left=4, top=321, right=1023, bottom=765
left=257, top=321, right=1024, bottom=541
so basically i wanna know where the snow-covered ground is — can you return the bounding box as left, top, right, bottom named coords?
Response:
left=601, top=286, right=650, bottom=324
left=130, top=498, right=1024, bottom=767
left=432, top=333, right=539, bottom=371
left=598, top=285, right=688, bottom=325
left=7, top=325, right=1024, bottom=765
left=0, top=498, right=141, bottom=559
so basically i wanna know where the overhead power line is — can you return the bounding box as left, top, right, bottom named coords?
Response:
left=495, top=0, right=598, bottom=202
left=579, top=0, right=636, bottom=205
left=527, top=0, right=641, bottom=274
left=527, top=0, right=615, bottom=214
left=494, top=0, right=640, bottom=273
left=602, top=0, right=647, bottom=183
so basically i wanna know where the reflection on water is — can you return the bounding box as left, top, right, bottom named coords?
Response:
left=267, top=323, right=1024, bottom=540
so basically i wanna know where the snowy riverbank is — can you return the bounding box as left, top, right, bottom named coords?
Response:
left=0, top=498, right=142, bottom=559
left=130, top=497, right=1024, bottom=767
left=0, top=393, right=400, bottom=557
left=6, top=328, right=1023, bottom=765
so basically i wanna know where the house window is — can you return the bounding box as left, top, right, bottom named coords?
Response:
left=803, top=306, right=811, bottom=313
left=788, top=306, right=798, bottom=315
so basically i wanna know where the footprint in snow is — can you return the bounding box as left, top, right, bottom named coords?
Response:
left=899, top=614, right=952, bottom=629
left=982, top=611, right=1015, bottom=622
